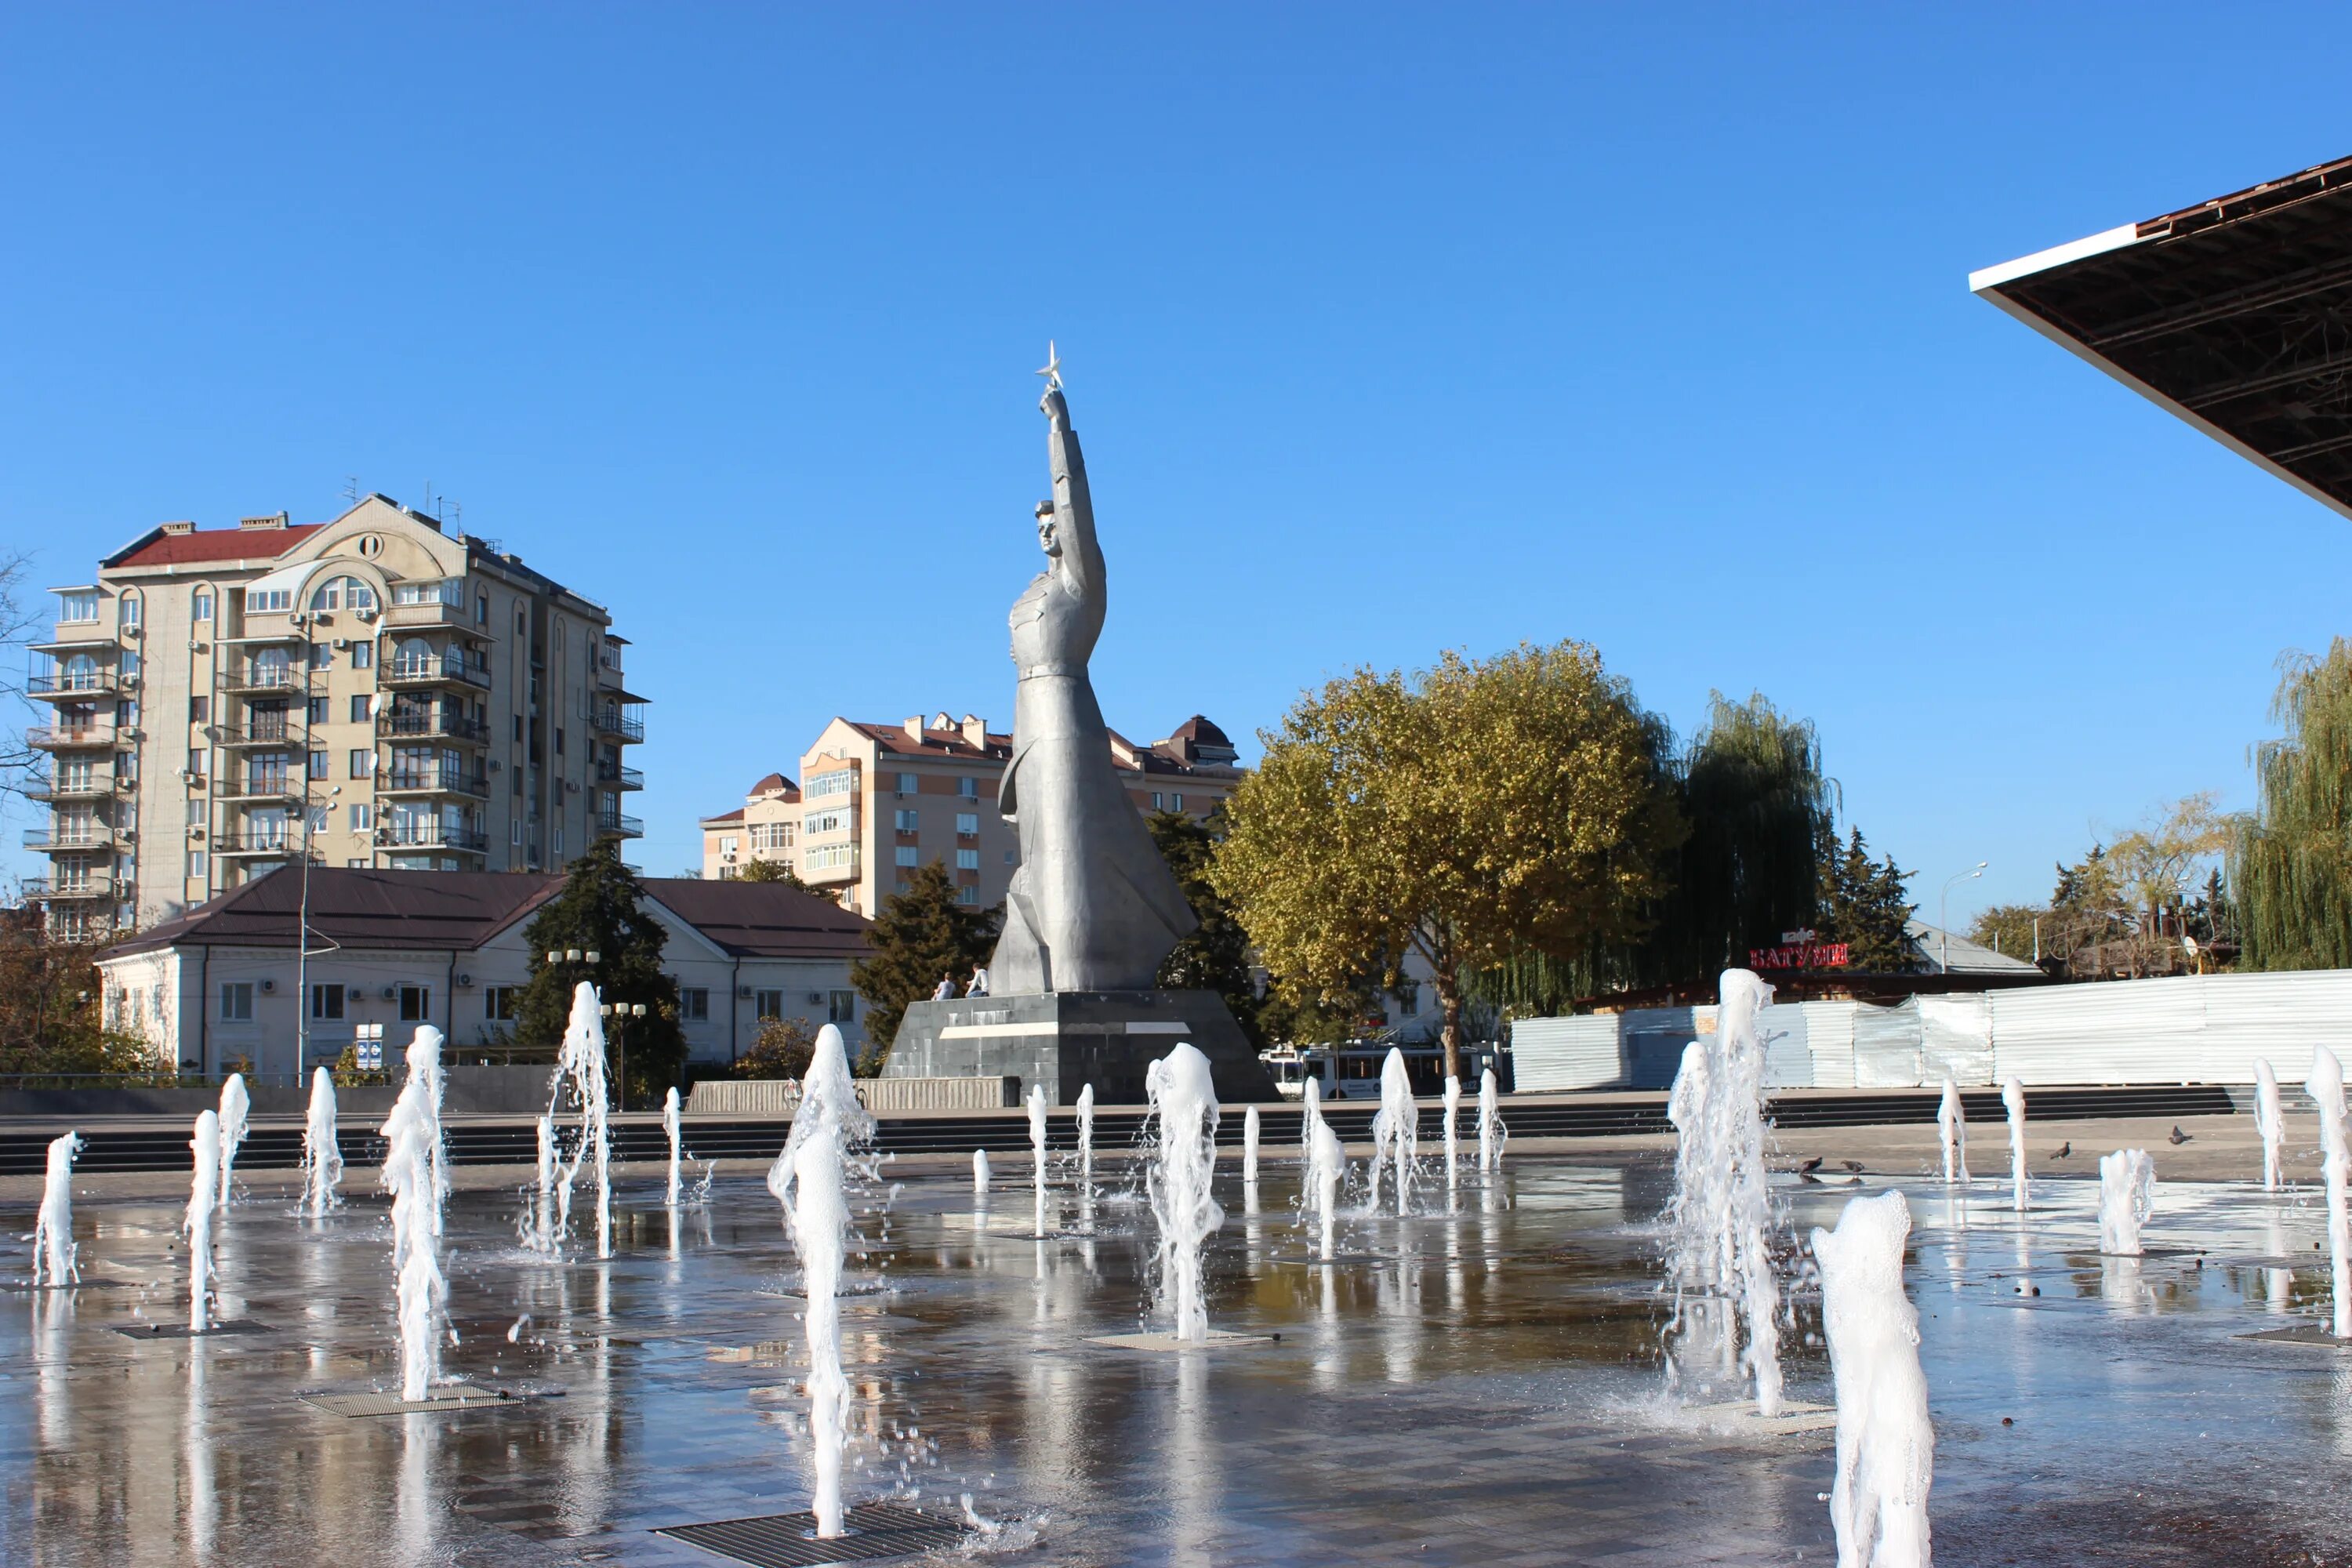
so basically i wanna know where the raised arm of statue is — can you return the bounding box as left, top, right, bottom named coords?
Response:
left=1041, top=386, right=1105, bottom=605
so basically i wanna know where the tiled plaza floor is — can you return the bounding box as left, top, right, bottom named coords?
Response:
left=1, top=1151, right=2347, bottom=1565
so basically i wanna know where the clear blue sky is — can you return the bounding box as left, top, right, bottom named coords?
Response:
left=5, top=5, right=2350, bottom=928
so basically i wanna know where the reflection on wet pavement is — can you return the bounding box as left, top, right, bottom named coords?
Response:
left=2, top=1159, right=2349, bottom=1565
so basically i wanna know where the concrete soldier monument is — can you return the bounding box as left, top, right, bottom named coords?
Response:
left=884, top=350, right=1273, bottom=1103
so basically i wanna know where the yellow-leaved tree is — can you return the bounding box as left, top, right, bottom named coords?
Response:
left=1210, top=641, right=1687, bottom=1081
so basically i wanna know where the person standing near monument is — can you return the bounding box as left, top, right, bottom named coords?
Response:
left=989, top=350, right=1198, bottom=993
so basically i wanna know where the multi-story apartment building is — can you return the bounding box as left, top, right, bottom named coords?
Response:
left=25, top=494, right=648, bottom=935
left=697, top=712, right=1241, bottom=914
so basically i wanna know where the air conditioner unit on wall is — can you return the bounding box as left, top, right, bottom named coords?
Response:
left=259, top=978, right=276, bottom=993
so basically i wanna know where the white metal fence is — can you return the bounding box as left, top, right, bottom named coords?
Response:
left=1510, top=968, right=2352, bottom=1091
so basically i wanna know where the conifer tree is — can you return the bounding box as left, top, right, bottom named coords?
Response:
left=513, top=838, right=685, bottom=1104
left=1147, top=808, right=1264, bottom=1045
left=1816, top=826, right=1917, bottom=972
left=852, top=861, right=1000, bottom=1065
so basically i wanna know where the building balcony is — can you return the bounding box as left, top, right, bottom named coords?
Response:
left=220, top=775, right=303, bottom=803
left=27, top=875, right=114, bottom=902
left=376, top=768, right=489, bottom=800
left=383, top=600, right=468, bottom=630
left=213, top=830, right=296, bottom=857
left=588, top=703, right=647, bottom=742
left=24, top=826, right=119, bottom=852
left=27, top=670, right=132, bottom=700
left=595, top=760, right=644, bottom=790
left=27, top=723, right=122, bottom=750
left=26, top=773, right=118, bottom=802
left=225, top=663, right=312, bottom=697
left=384, top=653, right=489, bottom=690
left=376, top=824, right=488, bottom=854
left=377, top=710, right=489, bottom=743
left=594, top=809, right=644, bottom=840
left=798, top=846, right=859, bottom=883
left=216, top=724, right=298, bottom=749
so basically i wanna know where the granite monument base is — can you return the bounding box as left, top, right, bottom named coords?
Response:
left=882, top=989, right=1276, bottom=1105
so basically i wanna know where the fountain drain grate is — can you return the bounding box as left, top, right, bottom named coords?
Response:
left=656, top=1504, right=966, bottom=1566
left=114, top=1319, right=270, bottom=1339
left=301, top=1383, right=528, bottom=1417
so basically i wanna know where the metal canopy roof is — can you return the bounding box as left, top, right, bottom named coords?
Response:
left=1972, top=153, right=2352, bottom=521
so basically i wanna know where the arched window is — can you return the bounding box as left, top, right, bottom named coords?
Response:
left=393, top=637, right=437, bottom=678
left=310, top=575, right=376, bottom=613
left=62, top=653, right=100, bottom=692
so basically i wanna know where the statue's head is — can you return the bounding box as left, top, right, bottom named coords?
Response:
left=1035, top=500, right=1060, bottom=557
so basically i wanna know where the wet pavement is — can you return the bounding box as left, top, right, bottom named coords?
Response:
left=2, top=1152, right=2348, bottom=1566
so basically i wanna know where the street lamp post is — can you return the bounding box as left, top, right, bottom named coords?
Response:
left=1940, top=862, right=1988, bottom=974
left=294, top=764, right=340, bottom=1083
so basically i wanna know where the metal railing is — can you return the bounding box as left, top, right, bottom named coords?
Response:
left=28, top=670, right=129, bottom=697
left=27, top=724, right=120, bottom=750
left=222, top=774, right=300, bottom=801
left=376, top=768, right=489, bottom=798
left=596, top=810, right=645, bottom=838
left=212, top=829, right=296, bottom=855
left=225, top=662, right=310, bottom=695
left=595, top=760, right=645, bottom=789
left=23, top=826, right=114, bottom=851
left=590, top=706, right=646, bottom=742
left=377, top=710, right=488, bottom=742
left=25, top=775, right=115, bottom=801
left=376, top=824, right=490, bottom=852
left=216, top=723, right=296, bottom=747
left=385, top=653, right=489, bottom=688
left=29, top=875, right=114, bottom=900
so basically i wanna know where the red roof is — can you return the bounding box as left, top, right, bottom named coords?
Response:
left=107, top=524, right=325, bottom=568
left=850, top=720, right=1015, bottom=759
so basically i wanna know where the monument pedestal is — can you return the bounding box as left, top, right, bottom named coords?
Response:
left=883, top=990, right=1275, bottom=1105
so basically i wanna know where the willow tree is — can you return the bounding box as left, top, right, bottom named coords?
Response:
left=1210, top=641, right=1686, bottom=1080
left=2230, top=641, right=2352, bottom=970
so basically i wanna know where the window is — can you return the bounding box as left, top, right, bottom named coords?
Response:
left=477, top=593, right=488, bottom=626
left=192, top=589, right=213, bottom=622
left=310, top=575, right=373, bottom=612
left=310, top=750, right=329, bottom=779
left=1005, top=849, right=1018, bottom=864
left=247, top=587, right=292, bottom=613
left=393, top=579, right=463, bottom=607
left=349, top=804, right=373, bottom=832
left=554, top=828, right=563, bottom=855
left=956, top=886, right=978, bottom=905
left=117, top=698, right=138, bottom=728
left=957, top=776, right=978, bottom=800
left=803, top=809, right=850, bottom=838
left=310, top=983, right=345, bottom=1021
left=350, top=641, right=371, bottom=670
left=681, top=988, right=710, bottom=1022
left=895, top=771, right=917, bottom=796
left=1173, top=793, right=1185, bottom=811
left=804, top=843, right=855, bottom=870
left=190, top=695, right=209, bottom=723
left=1151, top=792, right=1163, bottom=810
left=895, top=808, right=919, bottom=832
left=754, top=989, right=785, bottom=1021
left=350, top=695, right=372, bottom=723
left=56, top=591, right=99, bottom=624
left=307, top=697, right=328, bottom=725
left=511, top=821, right=522, bottom=844
left=397, top=985, right=430, bottom=1022
left=485, top=985, right=521, bottom=1022
left=895, top=846, right=919, bottom=867
left=349, top=749, right=372, bottom=779
left=807, top=769, right=857, bottom=799
left=828, top=990, right=857, bottom=1023
left=554, top=728, right=564, bottom=756
left=191, top=748, right=210, bottom=782
left=956, top=811, right=978, bottom=836
left=220, top=982, right=253, bottom=1021
left=310, top=642, right=332, bottom=671
left=346, top=858, right=368, bottom=868
left=956, top=848, right=980, bottom=870
left=121, top=595, right=141, bottom=627
left=720, top=834, right=740, bottom=857
left=189, top=850, right=206, bottom=879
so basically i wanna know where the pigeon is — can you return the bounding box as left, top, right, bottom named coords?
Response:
left=1796, top=1156, right=1824, bottom=1174
left=2053, top=1142, right=2071, bottom=1160
left=2169, top=1126, right=2192, bottom=1145
left=1841, top=1160, right=1864, bottom=1174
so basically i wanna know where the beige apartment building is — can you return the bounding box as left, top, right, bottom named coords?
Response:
left=699, top=713, right=1242, bottom=914
left=26, top=495, right=648, bottom=935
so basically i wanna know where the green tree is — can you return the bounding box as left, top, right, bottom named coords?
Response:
left=0, top=912, right=157, bottom=1073
left=2232, top=640, right=2352, bottom=970
left=1212, top=641, right=1686, bottom=1080
left=731, top=1015, right=820, bottom=1080
left=736, top=858, right=816, bottom=892
left=1816, top=827, right=1916, bottom=972
left=1968, top=902, right=2045, bottom=962
left=512, top=838, right=686, bottom=1105
left=852, top=861, right=1001, bottom=1067
left=1145, top=808, right=1264, bottom=1045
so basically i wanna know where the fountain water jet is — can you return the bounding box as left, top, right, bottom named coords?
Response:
left=1302, top=1074, right=1324, bottom=1146
left=379, top=1025, right=448, bottom=1401
left=33, top=1131, right=82, bottom=1286
left=1243, top=1104, right=1260, bottom=1185
left=1441, top=1076, right=1461, bottom=1189
left=549, top=983, right=614, bottom=1258
left=767, top=1023, right=874, bottom=1538
left=521, top=1113, right=558, bottom=1253
left=2256, top=1058, right=2285, bottom=1192
left=2306, top=1047, right=2351, bottom=1338
left=2002, top=1078, right=2029, bottom=1213
left=302, top=1068, right=343, bottom=1218
left=1812, top=1189, right=1933, bottom=1568
left=185, top=1111, right=220, bottom=1332
left=1477, top=1068, right=1504, bottom=1171
left=1028, top=1083, right=1051, bottom=1236
left=216, top=1073, right=249, bottom=1208
left=973, top=1149, right=991, bottom=1194
left=2097, top=1149, right=2156, bottom=1257
left=1145, top=1044, right=1223, bottom=1341
left=664, top=1087, right=684, bottom=1204
left=1936, top=1078, right=1968, bottom=1185
left=1370, top=1047, right=1416, bottom=1216
left=1662, top=969, right=1784, bottom=1417
left=1307, top=1118, right=1345, bottom=1261
left=1076, top=1083, right=1095, bottom=1193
